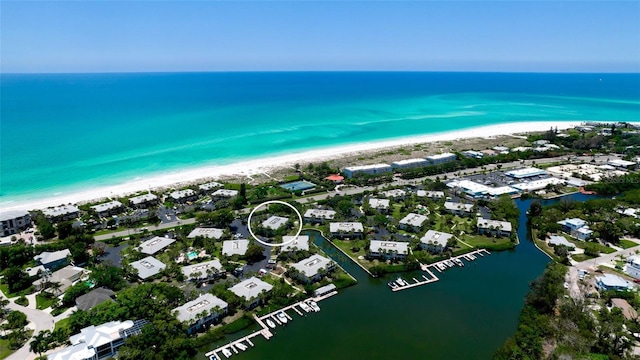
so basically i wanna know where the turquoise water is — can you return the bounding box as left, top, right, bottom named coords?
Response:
left=188, top=251, right=198, bottom=260
left=1, top=72, right=639, bottom=205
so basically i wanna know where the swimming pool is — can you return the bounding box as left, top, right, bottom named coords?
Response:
left=187, top=251, right=198, bottom=260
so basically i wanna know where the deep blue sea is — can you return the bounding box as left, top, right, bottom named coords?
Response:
left=1, top=72, right=639, bottom=206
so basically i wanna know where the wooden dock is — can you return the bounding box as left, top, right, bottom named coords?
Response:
left=205, top=291, right=337, bottom=359
left=392, top=249, right=490, bottom=292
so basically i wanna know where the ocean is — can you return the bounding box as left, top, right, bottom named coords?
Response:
left=1, top=72, right=639, bottom=206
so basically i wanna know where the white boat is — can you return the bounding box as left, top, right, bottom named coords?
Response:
left=454, top=258, right=464, bottom=267
left=276, top=311, right=288, bottom=324
left=236, top=342, right=247, bottom=351
left=307, top=300, right=320, bottom=312
left=209, top=355, right=219, bottom=360
left=299, top=302, right=312, bottom=312
left=266, top=319, right=276, bottom=328
left=395, top=277, right=405, bottom=287
left=445, top=260, right=454, bottom=267
left=221, top=348, right=232, bottom=358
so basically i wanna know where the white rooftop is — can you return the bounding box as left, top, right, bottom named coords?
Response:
left=548, top=235, right=575, bottom=248
left=188, top=227, right=224, bottom=239
left=399, top=213, right=428, bottom=228
left=222, top=239, right=250, bottom=256
left=229, top=276, right=273, bottom=300
left=329, top=222, right=364, bottom=233
left=262, top=215, right=289, bottom=230
left=173, top=293, right=228, bottom=323
left=199, top=181, right=223, bottom=191
left=90, top=200, right=123, bottom=214
left=370, top=240, right=409, bottom=255
left=291, top=254, right=333, bottom=278
left=505, top=167, right=547, bottom=178
left=391, top=158, right=428, bottom=166
left=477, top=218, right=512, bottom=232
left=42, top=205, right=79, bottom=218
left=128, top=193, right=158, bottom=205
left=444, top=201, right=474, bottom=212
left=557, top=218, right=587, bottom=228
left=597, top=274, right=632, bottom=289
left=130, top=256, right=166, bottom=279
left=344, top=163, right=392, bottom=171
left=369, top=198, right=390, bottom=209
left=416, top=190, right=445, bottom=198
left=212, top=189, right=239, bottom=197
left=303, top=209, right=336, bottom=220
left=0, top=209, right=30, bottom=221
left=181, top=259, right=223, bottom=280
left=426, top=152, right=456, bottom=160
left=49, top=320, right=139, bottom=360
left=170, top=189, right=196, bottom=200
left=281, top=235, right=310, bottom=251
left=34, top=249, right=71, bottom=265
left=381, top=189, right=407, bottom=198
left=511, top=177, right=564, bottom=191
left=138, top=236, right=176, bottom=255
left=420, top=230, right=453, bottom=247
left=609, top=159, right=636, bottom=167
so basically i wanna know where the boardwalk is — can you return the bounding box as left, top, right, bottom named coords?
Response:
left=390, top=249, right=491, bottom=292
left=205, top=291, right=337, bottom=359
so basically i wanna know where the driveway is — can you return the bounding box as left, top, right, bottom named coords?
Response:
left=2, top=294, right=55, bottom=360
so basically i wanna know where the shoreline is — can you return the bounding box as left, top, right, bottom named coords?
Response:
left=1, top=121, right=583, bottom=212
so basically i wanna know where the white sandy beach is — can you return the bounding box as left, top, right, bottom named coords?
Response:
left=1, top=121, right=583, bottom=212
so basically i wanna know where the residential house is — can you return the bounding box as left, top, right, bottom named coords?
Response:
left=75, top=287, right=116, bottom=312
left=138, top=236, right=176, bottom=255
left=222, top=239, right=250, bottom=256
left=425, top=153, right=457, bottom=165
left=342, top=164, right=393, bottom=178
left=211, top=189, right=239, bottom=200
left=476, top=218, right=512, bottom=237
left=181, top=259, right=224, bottom=282
left=398, top=213, right=428, bottom=232
left=368, top=198, right=390, bottom=212
left=228, top=277, right=273, bottom=308
left=369, top=240, right=409, bottom=260
left=381, top=189, right=407, bottom=199
left=262, top=216, right=288, bottom=230
left=169, top=189, right=197, bottom=203
left=303, top=209, right=336, bottom=223
left=281, top=235, right=310, bottom=252
left=548, top=235, right=575, bottom=250
left=198, top=181, right=223, bottom=193
left=329, top=222, right=364, bottom=239
left=34, top=249, right=71, bottom=269
left=188, top=227, right=224, bottom=240
left=129, top=256, right=166, bottom=280
left=443, top=201, right=474, bottom=217
left=90, top=201, right=124, bottom=218
left=596, top=274, right=633, bottom=291
left=0, top=210, right=32, bottom=237
left=173, top=294, right=228, bottom=335
left=42, top=205, right=80, bottom=221
left=128, top=193, right=158, bottom=209
left=416, top=190, right=445, bottom=200
left=47, top=320, right=148, bottom=360
left=557, top=218, right=591, bottom=240
left=290, top=254, right=334, bottom=283
left=33, top=265, right=88, bottom=293
left=461, top=150, right=484, bottom=159
left=420, top=230, right=453, bottom=253
left=625, top=255, right=640, bottom=279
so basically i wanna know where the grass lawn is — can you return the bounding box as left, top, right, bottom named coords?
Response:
left=572, top=241, right=616, bottom=254
left=463, top=234, right=516, bottom=251
left=55, top=318, right=71, bottom=332
left=0, top=283, right=32, bottom=299
left=0, top=338, right=13, bottom=360
left=619, top=239, right=639, bottom=249
left=391, top=204, right=403, bottom=221
left=36, top=293, right=56, bottom=310
left=572, top=253, right=596, bottom=262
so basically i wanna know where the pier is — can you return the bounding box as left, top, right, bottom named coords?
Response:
left=390, top=249, right=490, bottom=292
left=205, top=291, right=337, bottom=359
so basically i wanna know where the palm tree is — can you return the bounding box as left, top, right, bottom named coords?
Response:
left=49, top=281, right=62, bottom=296
left=30, top=330, right=50, bottom=358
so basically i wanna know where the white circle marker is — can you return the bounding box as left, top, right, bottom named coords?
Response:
left=247, top=200, right=303, bottom=248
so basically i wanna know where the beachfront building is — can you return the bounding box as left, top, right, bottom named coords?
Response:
left=557, top=218, right=592, bottom=240
left=369, top=240, right=409, bottom=260
left=596, top=274, right=633, bottom=291
left=138, top=236, right=176, bottom=255
left=0, top=210, right=32, bottom=237
left=262, top=215, right=289, bottom=230
left=129, top=256, right=166, bottom=280
left=391, top=158, right=429, bottom=170
left=425, top=152, right=457, bottom=165
left=222, top=239, right=250, bottom=257
left=188, top=227, right=224, bottom=240
left=303, top=209, right=336, bottom=223
left=47, top=320, right=148, bottom=360
left=173, top=294, right=228, bottom=335
left=42, top=205, right=80, bottom=221
left=281, top=235, right=310, bottom=252
left=625, top=255, right=640, bottom=279
left=420, top=230, right=453, bottom=254
left=398, top=213, right=428, bottom=232
left=75, top=287, right=116, bottom=312
left=169, top=189, right=197, bottom=203
left=329, top=222, right=364, bottom=239
left=511, top=146, right=533, bottom=152
left=381, top=189, right=407, bottom=199
left=444, top=201, right=474, bottom=217
left=211, top=189, right=239, bottom=200
left=343, top=164, right=393, bottom=178
left=199, top=181, right=223, bottom=193
left=290, top=254, right=335, bottom=283
left=476, top=218, right=512, bottom=237
left=229, top=277, right=273, bottom=308
left=34, top=249, right=71, bottom=269
left=461, top=150, right=484, bottom=159
left=128, top=193, right=158, bottom=209
left=368, top=198, right=390, bottom=212
left=493, top=146, right=510, bottom=154
left=548, top=235, right=576, bottom=250
left=505, top=167, right=547, bottom=179
left=33, top=265, right=88, bottom=293
left=181, top=259, right=224, bottom=282
left=90, top=201, right=124, bottom=218
left=416, top=190, right=445, bottom=200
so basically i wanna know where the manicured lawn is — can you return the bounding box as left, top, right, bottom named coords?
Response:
left=0, top=338, right=13, bottom=360
left=618, top=239, right=639, bottom=249
left=391, top=204, right=403, bottom=221
left=572, top=254, right=595, bottom=262
left=36, top=293, right=56, bottom=310
left=572, top=241, right=616, bottom=254
left=463, top=234, right=515, bottom=250
left=55, top=318, right=71, bottom=332
left=0, top=284, right=32, bottom=299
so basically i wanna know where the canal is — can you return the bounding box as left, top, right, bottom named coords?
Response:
left=199, top=193, right=595, bottom=359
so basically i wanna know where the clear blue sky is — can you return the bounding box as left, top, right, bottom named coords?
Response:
left=2, top=1, right=639, bottom=73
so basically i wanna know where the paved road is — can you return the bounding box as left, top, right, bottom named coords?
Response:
left=1, top=293, right=55, bottom=360
left=94, top=218, right=196, bottom=241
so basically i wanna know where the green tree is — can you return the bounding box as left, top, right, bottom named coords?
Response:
left=30, top=330, right=51, bottom=358
left=90, top=263, right=127, bottom=290
left=244, top=244, right=266, bottom=264
left=4, top=267, right=31, bottom=293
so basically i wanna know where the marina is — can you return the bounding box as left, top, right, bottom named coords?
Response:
left=205, top=291, right=337, bottom=359
left=389, top=249, right=491, bottom=292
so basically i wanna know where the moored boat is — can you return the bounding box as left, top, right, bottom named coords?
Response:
left=307, top=299, right=320, bottom=312
left=266, top=319, right=276, bottom=328
left=236, top=342, right=247, bottom=351
left=221, top=348, right=232, bottom=358
left=299, top=302, right=312, bottom=312
left=276, top=311, right=288, bottom=324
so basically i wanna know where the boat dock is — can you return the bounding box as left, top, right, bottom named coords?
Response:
left=205, top=291, right=337, bottom=359
left=390, top=249, right=490, bottom=292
